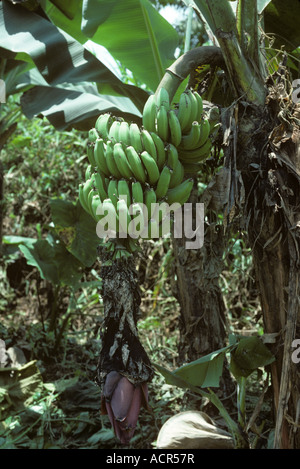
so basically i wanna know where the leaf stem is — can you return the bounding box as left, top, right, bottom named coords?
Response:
left=237, top=376, right=247, bottom=428
left=155, top=46, right=224, bottom=102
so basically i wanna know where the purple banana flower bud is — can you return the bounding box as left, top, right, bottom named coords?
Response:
left=101, top=371, right=149, bottom=445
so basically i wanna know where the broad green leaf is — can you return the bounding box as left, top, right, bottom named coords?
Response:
left=49, top=239, right=84, bottom=287
left=153, top=363, right=197, bottom=391
left=264, top=0, right=300, bottom=50
left=257, top=0, right=272, bottom=14
left=39, top=0, right=88, bottom=44
left=173, top=346, right=230, bottom=388
left=50, top=198, right=100, bottom=267
left=0, top=1, right=148, bottom=116
left=82, top=0, right=179, bottom=90
left=229, top=336, right=275, bottom=379
left=20, top=82, right=142, bottom=130
left=41, top=0, right=179, bottom=91
left=19, top=240, right=59, bottom=285
left=19, top=237, right=83, bottom=287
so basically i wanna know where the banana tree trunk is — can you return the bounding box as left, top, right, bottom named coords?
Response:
left=171, top=185, right=233, bottom=398
left=173, top=226, right=227, bottom=362
left=158, top=43, right=300, bottom=447
left=235, top=78, right=300, bottom=448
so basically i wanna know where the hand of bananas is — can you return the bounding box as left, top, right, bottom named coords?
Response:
left=79, top=87, right=220, bottom=257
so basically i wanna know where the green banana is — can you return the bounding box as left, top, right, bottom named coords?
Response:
left=78, top=183, right=89, bottom=214
left=166, top=178, right=194, bottom=205
left=176, top=92, right=192, bottom=133
left=142, top=93, right=157, bottom=133
left=155, top=165, right=172, bottom=199
left=168, top=109, right=182, bottom=147
left=129, top=123, right=143, bottom=153
left=105, top=140, right=123, bottom=179
left=85, top=164, right=93, bottom=181
left=113, top=142, right=134, bottom=179
left=129, top=202, right=145, bottom=238
left=87, top=142, right=96, bottom=167
left=108, top=120, right=121, bottom=142
left=131, top=181, right=144, bottom=205
left=150, top=132, right=166, bottom=170
left=178, top=137, right=213, bottom=162
left=156, top=106, right=169, bottom=142
left=117, top=198, right=131, bottom=235
left=194, top=90, right=204, bottom=122
left=118, top=121, right=131, bottom=146
left=99, top=198, right=119, bottom=233
left=88, top=188, right=97, bottom=216
left=141, top=129, right=157, bottom=162
left=95, top=113, right=113, bottom=139
left=140, top=150, right=160, bottom=186
left=144, top=186, right=157, bottom=219
left=82, top=178, right=94, bottom=212
left=156, top=105, right=169, bottom=142
left=94, top=138, right=110, bottom=176
left=91, top=194, right=102, bottom=222
left=88, top=128, right=99, bottom=143
left=125, top=146, right=146, bottom=184
left=179, top=121, right=201, bottom=150
left=166, top=143, right=179, bottom=170
left=94, top=171, right=108, bottom=201
left=107, top=178, right=119, bottom=208
left=169, top=159, right=184, bottom=189
left=186, top=89, right=198, bottom=123
left=155, top=87, right=170, bottom=110
left=118, top=179, right=131, bottom=207
left=198, top=117, right=210, bottom=147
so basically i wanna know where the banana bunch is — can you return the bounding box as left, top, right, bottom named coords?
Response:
left=79, top=86, right=220, bottom=253
left=142, top=87, right=220, bottom=174
left=175, top=90, right=220, bottom=173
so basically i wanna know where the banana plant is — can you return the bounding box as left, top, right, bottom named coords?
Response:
left=176, top=0, right=300, bottom=450
left=1, top=0, right=300, bottom=449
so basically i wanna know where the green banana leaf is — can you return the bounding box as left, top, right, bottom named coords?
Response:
left=264, top=0, right=300, bottom=50
left=229, top=336, right=275, bottom=379
left=39, top=0, right=179, bottom=91
left=0, top=1, right=148, bottom=128
left=173, top=345, right=230, bottom=388
left=49, top=198, right=100, bottom=267
left=19, top=236, right=83, bottom=287
left=18, top=70, right=142, bottom=130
